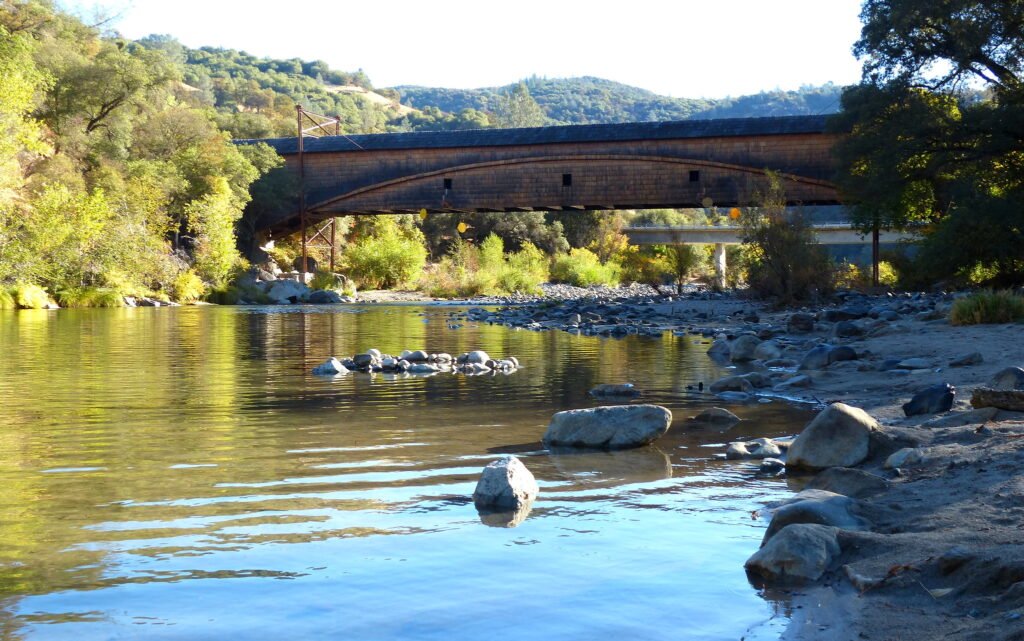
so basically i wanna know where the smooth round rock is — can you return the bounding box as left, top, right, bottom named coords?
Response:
left=543, top=404, right=672, bottom=450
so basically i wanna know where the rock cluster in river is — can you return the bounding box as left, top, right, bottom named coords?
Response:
left=312, top=349, right=519, bottom=376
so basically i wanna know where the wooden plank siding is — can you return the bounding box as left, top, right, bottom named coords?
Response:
left=240, top=115, right=843, bottom=234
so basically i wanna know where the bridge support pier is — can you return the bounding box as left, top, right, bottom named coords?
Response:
left=713, top=243, right=727, bottom=290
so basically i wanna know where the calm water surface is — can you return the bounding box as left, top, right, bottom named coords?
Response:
left=0, top=305, right=811, bottom=640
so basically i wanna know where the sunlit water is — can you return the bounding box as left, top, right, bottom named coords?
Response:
left=0, top=305, right=811, bottom=640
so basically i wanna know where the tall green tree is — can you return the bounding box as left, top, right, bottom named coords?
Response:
left=492, top=81, right=546, bottom=128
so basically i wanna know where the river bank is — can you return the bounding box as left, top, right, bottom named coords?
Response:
left=456, top=287, right=1024, bottom=640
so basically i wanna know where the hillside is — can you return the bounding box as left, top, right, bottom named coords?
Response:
left=395, top=76, right=844, bottom=125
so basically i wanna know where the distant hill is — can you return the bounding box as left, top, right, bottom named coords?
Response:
left=395, top=76, right=844, bottom=124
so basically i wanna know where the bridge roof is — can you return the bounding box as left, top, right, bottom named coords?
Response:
left=240, top=114, right=835, bottom=155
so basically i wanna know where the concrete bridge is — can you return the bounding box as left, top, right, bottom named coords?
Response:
left=243, top=114, right=842, bottom=237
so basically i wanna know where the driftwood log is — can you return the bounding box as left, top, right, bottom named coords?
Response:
left=971, top=387, right=1024, bottom=412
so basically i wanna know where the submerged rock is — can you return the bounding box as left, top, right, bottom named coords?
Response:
left=709, top=376, right=755, bottom=394
left=589, top=383, right=641, bottom=398
left=786, top=403, right=879, bottom=471
left=687, top=407, right=741, bottom=427
left=745, top=524, right=840, bottom=583
left=543, top=404, right=672, bottom=450
left=472, top=456, right=539, bottom=510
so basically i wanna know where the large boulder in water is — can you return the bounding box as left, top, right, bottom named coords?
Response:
left=472, top=456, right=539, bottom=509
left=745, top=524, right=840, bottom=583
left=267, top=279, right=310, bottom=304
left=786, top=403, right=879, bottom=471
left=543, top=404, right=672, bottom=450
left=762, top=491, right=869, bottom=543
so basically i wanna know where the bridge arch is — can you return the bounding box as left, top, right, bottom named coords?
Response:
left=308, top=154, right=837, bottom=215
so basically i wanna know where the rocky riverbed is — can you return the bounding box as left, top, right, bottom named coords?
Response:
left=449, top=286, right=1024, bottom=640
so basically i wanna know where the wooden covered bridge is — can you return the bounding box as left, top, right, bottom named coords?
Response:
left=241, top=111, right=845, bottom=273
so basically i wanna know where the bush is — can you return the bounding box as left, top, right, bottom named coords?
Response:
left=551, top=248, right=621, bottom=287
left=309, top=270, right=356, bottom=296
left=171, top=270, right=207, bottom=303
left=12, top=283, right=50, bottom=309
left=55, top=287, right=124, bottom=308
left=419, top=236, right=547, bottom=297
left=950, top=290, right=1024, bottom=325
left=740, top=174, right=833, bottom=302
left=0, top=289, right=14, bottom=309
left=343, top=218, right=427, bottom=289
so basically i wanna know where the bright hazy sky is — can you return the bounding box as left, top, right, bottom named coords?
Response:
left=65, top=0, right=867, bottom=98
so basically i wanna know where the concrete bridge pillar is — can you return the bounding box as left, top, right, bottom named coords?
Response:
left=713, top=243, right=727, bottom=290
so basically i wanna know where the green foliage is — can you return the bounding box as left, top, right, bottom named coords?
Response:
left=309, top=270, right=356, bottom=297
left=12, top=283, right=50, bottom=309
left=950, top=291, right=1024, bottom=326
left=419, top=211, right=567, bottom=257
left=185, top=178, right=246, bottom=287
left=0, top=288, right=13, bottom=309
left=55, top=287, right=124, bottom=308
left=343, top=217, right=427, bottom=289
left=171, top=270, right=207, bottom=303
left=206, top=282, right=270, bottom=305
left=420, top=235, right=547, bottom=297
left=551, top=248, right=621, bottom=287
left=835, top=0, right=1024, bottom=286
left=740, top=175, right=833, bottom=302
left=492, top=81, right=547, bottom=128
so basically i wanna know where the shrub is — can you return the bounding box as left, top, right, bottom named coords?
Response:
left=55, top=287, right=124, bottom=308
left=419, top=237, right=547, bottom=297
left=740, top=174, right=833, bottom=302
left=309, top=270, right=356, bottom=296
left=878, top=261, right=899, bottom=287
left=12, top=283, right=50, bottom=309
left=551, top=248, right=621, bottom=287
left=171, top=270, right=207, bottom=303
left=0, top=289, right=14, bottom=309
left=950, top=290, right=1024, bottom=325
left=343, top=218, right=427, bottom=289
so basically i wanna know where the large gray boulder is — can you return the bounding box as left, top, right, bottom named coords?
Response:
left=745, top=524, right=840, bottom=583
left=786, top=403, right=879, bottom=471
left=307, top=289, right=343, bottom=304
left=267, top=279, right=310, bottom=304
left=753, top=340, right=783, bottom=361
left=730, top=334, right=763, bottom=362
left=543, top=404, right=672, bottom=450
left=472, top=456, right=539, bottom=509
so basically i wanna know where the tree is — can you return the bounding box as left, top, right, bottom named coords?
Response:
left=855, top=0, right=1023, bottom=94
left=492, top=81, right=546, bottom=128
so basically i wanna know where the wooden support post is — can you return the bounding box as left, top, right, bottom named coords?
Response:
left=714, top=243, right=727, bottom=290
left=329, top=217, right=336, bottom=273
left=297, top=104, right=308, bottom=278
left=872, top=223, right=880, bottom=287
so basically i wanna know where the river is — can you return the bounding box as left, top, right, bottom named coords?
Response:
left=0, top=305, right=811, bottom=640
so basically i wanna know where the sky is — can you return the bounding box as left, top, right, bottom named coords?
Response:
left=64, top=0, right=866, bottom=99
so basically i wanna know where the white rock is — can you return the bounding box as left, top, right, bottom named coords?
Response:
left=472, top=456, right=539, bottom=509
left=312, top=357, right=349, bottom=375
